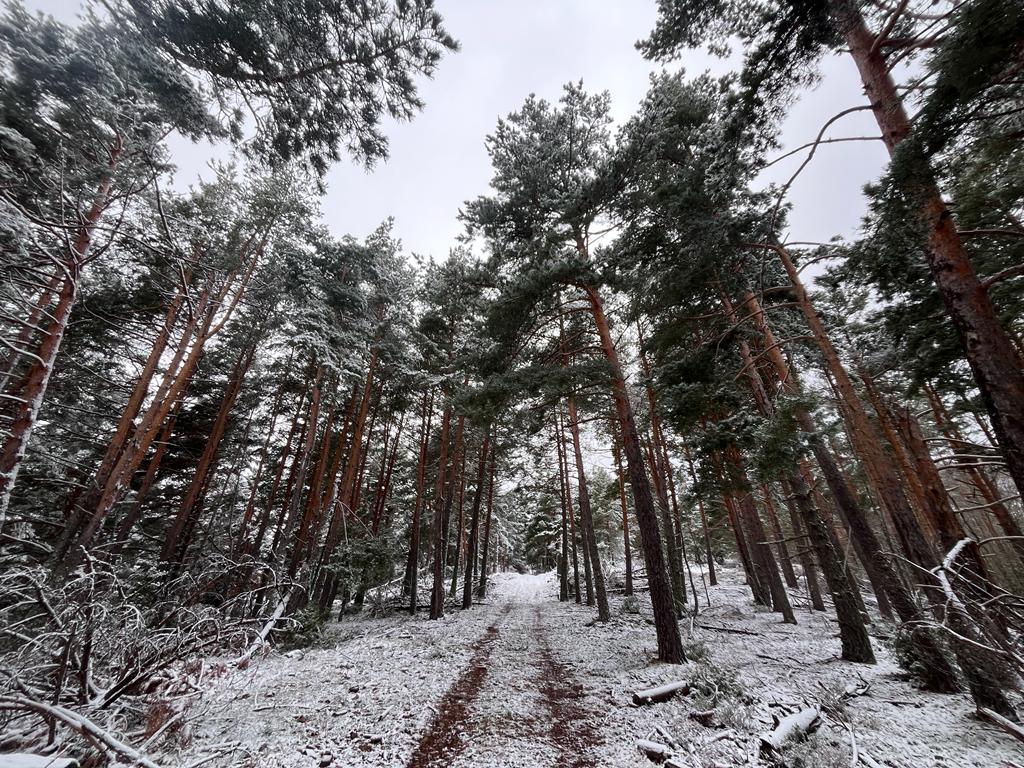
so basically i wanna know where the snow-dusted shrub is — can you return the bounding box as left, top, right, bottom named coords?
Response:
left=0, top=556, right=286, bottom=764
left=780, top=732, right=848, bottom=768
left=715, top=699, right=757, bottom=731
left=620, top=595, right=641, bottom=615
left=682, top=636, right=710, bottom=663
left=278, top=603, right=327, bottom=650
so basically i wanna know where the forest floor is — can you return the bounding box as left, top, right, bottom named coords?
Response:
left=172, top=566, right=1024, bottom=768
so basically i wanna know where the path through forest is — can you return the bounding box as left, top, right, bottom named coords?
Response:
left=180, top=568, right=1024, bottom=767
left=406, top=573, right=601, bottom=768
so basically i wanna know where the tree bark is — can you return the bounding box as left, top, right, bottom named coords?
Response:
left=830, top=0, right=1024, bottom=504
left=476, top=447, right=497, bottom=599
left=611, top=417, right=635, bottom=594
left=567, top=394, right=610, bottom=621
left=462, top=432, right=491, bottom=609
left=581, top=282, right=684, bottom=662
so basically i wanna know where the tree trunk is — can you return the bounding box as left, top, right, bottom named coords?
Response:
left=582, top=282, right=684, bottom=663
left=638, top=325, right=691, bottom=609
left=407, top=390, right=433, bottom=613
left=611, top=417, right=634, bottom=595
left=476, top=448, right=497, bottom=599
left=567, top=394, right=610, bottom=622
left=761, top=485, right=798, bottom=589
left=555, top=416, right=571, bottom=601
left=0, top=140, right=121, bottom=530
left=778, top=477, right=826, bottom=612
left=786, top=468, right=875, bottom=662
left=830, top=0, right=1024, bottom=504
left=683, top=439, right=717, bottom=586
left=162, top=343, right=255, bottom=565
left=556, top=410, right=582, bottom=603
left=462, top=432, right=491, bottom=609
left=429, top=391, right=453, bottom=620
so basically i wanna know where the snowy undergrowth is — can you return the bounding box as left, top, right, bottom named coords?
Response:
left=166, top=566, right=1023, bottom=767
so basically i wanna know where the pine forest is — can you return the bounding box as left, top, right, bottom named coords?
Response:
left=2, top=1, right=1024, bottom=766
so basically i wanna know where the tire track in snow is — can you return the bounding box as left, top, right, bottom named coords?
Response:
left=405, top=605, right=510, bottom=768
left=532, top=605, right=600, bottom=768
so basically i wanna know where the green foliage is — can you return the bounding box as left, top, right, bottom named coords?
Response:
left=110, top=0, right=458, bottom=175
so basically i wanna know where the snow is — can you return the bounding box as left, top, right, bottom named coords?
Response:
left=169, top=566, right=1024, bottom=767
left=0, top=755, right=78, bottom=768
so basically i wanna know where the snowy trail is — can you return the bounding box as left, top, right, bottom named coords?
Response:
left=406, top=573, right=601, bottom=768
left=179, top=566, right=1024, bottom=767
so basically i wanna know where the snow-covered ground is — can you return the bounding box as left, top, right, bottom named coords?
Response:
left=169, top=565, right=1024, bottom=767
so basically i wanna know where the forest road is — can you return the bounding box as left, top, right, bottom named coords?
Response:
left=405, top=574, right=602, bottom=768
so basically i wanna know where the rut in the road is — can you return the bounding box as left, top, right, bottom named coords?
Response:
left=532, top=606, right=600, bottom=768
left=405, top=607, right=508, bottom=768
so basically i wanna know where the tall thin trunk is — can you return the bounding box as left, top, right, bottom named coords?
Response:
left=556, top=410, right=582, bottom=603
left=556, top=417, right=571, bottom=602
left=611, top=417, right=634, bottom=595
left=429, top=389, right=453, bottom=620
left=407, top=390, right=433, bottom=613
left=450, top=440, right=468, bottom=597
left=162, top=343, right=255, bottom=565
left=682, top=439, right=716, bottom=586
left=0, top=140, right=122, bottom=529
left=567, top=395, right=610, bottom=622
left=778, top=477, right=826, bottom=612
left=923, top=382, right=1024, bottom=567
left=638, top=324, right=690, bottom=609
left=462, top=432, right=491, bottom=609
left=319, top=347, right=379, bottom=570
left=786, top=467, right=875, bottom=662
left=761, top=485, right=798, bottom=589
left=275, top=365, right=323, bottom=563
left=829, top=0, right=1024, bottom=505
left=581, top=281, right=684, bottom=662
left=372, top=412, right=404, bottom=534
left=476, top=448, right=497, bottom=599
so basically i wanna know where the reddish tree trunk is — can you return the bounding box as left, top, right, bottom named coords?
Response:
left=581, top=283, right=684, bottom=663
left=462, top=432, right=491, bottom=609
left=830, top=0, right=1024, bottom=505
left=476, top=448, right=497, bottom=599
left=567, top=395, right=610, bottom=621
left=407, top=389, right=433, bottom=613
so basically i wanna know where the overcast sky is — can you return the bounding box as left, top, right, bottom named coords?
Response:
left=30, top=0, right=889, bottom=259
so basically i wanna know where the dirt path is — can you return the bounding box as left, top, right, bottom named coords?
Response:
left=404, top=584, right=602, bottom=768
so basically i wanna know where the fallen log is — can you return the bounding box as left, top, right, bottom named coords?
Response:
left=759, top=706, right=821, bottom=755
left=632, top=680, right=691, bottom=706
left=637, top=739, right=672, bottom=763
left=979, top=707, right=1024, bottom=746
left=234, top=588, right=294, bottom=668
left=696, top=623, right=760, bottom=636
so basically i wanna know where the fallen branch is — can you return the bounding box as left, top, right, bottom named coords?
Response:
left=633, top=681, right=691, bottom=706
left=696, top=623, right=760, bottom=636
left=234, top=588, right=294, bottom=668
left=978, top=707, right=1024, bottom=745
left=0, top=695, right=162, bottom=768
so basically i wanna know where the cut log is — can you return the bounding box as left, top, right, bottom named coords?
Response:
left=759, top=706, right=821, bottom=754
left=632, top=680, right=691, bottom=706
left=637, top=739, right=672, bottom=763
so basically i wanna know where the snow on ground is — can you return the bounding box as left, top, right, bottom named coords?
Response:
left=169, top=566, right=1024, bottom=768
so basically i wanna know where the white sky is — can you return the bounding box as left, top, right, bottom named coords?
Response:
left=29, top=0, right=890, bottom=258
